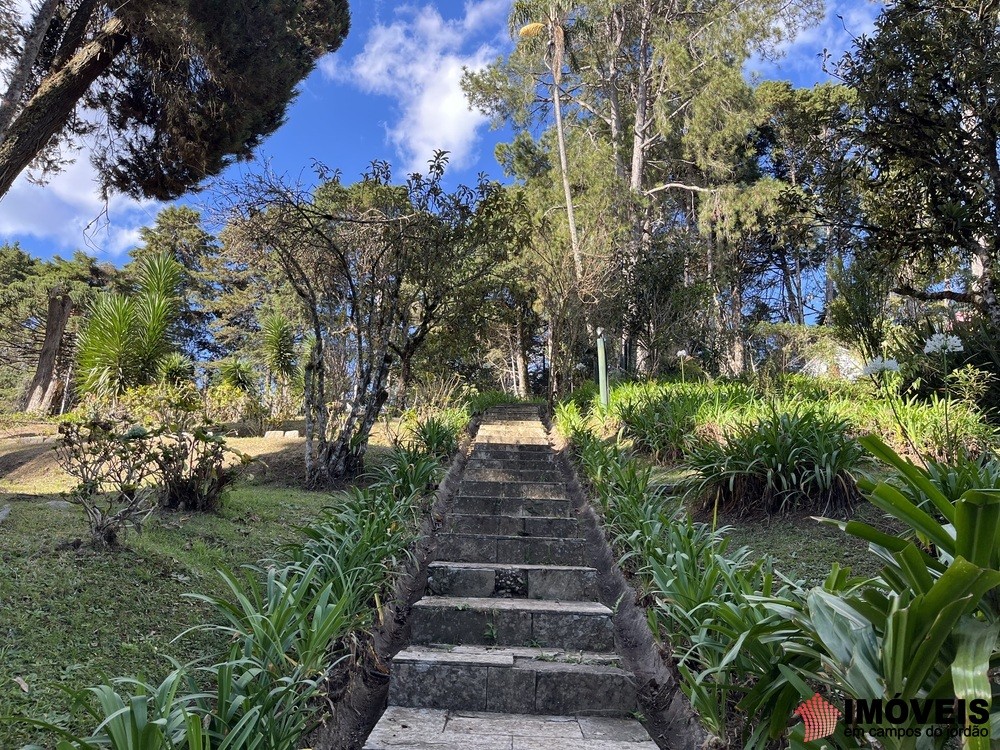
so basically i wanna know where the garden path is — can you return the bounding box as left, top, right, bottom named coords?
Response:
left=363, top=404, right=658, bottom=749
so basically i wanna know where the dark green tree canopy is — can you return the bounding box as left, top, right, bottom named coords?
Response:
left=0, top=0, right=350, bottom=199
left=838, top=0, right=1000, bottom=321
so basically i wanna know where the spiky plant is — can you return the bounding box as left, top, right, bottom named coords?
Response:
left=156, top=352, right=195, bottom=385
left=218, top=357, right=259, bottom=394
left=76, top=252, right=183, bottom=400
left=261, top=313, right=298, bottom=385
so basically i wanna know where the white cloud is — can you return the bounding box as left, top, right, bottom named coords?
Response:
left=746, top=0, right=882, bottom=83
left=321, top=1, right=510, bottom=173
left=0, top=154, right=159, bottom=259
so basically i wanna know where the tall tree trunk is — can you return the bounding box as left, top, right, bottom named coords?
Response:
left=0, top=17, right=128, bottom=198
left=546, top=8, right=584, bottom=292
left=628, top=2, right=655, bottom=375
left=0, top=0, right=62, bottom=142
left=972, top=240, right=1000, bottom=327
left=325, top=352, right=393, bottom=480
left=515, top=316, right=529, bottom=397
left=22, top=289, right=73, bottom=414
left=303, top=323, right=330, bottom=487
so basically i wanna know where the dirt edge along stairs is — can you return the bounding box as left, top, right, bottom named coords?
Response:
left=363, top=404, right=657, bottom=750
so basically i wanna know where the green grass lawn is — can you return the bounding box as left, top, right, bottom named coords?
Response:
left=0, top=480, right=333, bottom=748
left=720, top=502, right=889, bottom=585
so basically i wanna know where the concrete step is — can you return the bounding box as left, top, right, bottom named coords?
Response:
left=410, top=596, right=614, bottom=651
left=464, top=467, right=564, bottom=483
left=467, top=458, right=557, bottom=471
left=385, top=649, right=643, bottom=718
left=459, top=481, right=567, bottom=500
left=427, top=561, right=599, bottom=601
left=452, top=495, right=574, bottom=518
left=366, top=707, right=655, bottom=749
left=471, top=443, right=552, bottom=453
left=442, top=513, right=582, bottom=539
left=470, top=447, right=554, bottom=460
left=436, top=533, right=591, bottom=566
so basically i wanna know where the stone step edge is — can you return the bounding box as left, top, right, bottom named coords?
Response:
left=394, top=645, right=622, bottom=669
left=412, top=596, right=611, bottom=617
left=428, top=561, right=596, bottom=574
left=437, top=531, right=586, bottom=544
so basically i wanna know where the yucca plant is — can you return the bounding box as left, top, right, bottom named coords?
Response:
left=218, top=359, right=259, bottom=395
left=260, top=314, right=298, bottom=384
left=156, top=352, right=195, bottom=386
left=77, top=253, right=182, bottom=401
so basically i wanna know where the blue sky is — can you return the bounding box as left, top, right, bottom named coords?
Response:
left=0, top=0, right=880, bottom=263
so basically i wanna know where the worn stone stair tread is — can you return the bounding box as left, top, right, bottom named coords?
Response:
left=426, top=560, right=598, bottom=600
left=435, top=532, right=591, bottom=566
left=429, top=561, right=595, bottom=574
left=396, top=645, right=621, bottom=667
left=412, top=596, right=610, bottom=616
left=364, top=707, right=657, bottom=749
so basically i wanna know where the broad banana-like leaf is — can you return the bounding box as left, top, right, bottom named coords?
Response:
left=952, top=617, right=998, bottom=750
left=860, top=434, right=955, bottom=523
left=954, top=490, right=1000, bottom=569
left=866, top=481, right=955, bottom=552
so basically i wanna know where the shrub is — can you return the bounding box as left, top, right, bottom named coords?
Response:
left=55, top=419, right=160, bottom=548
left=553, top=400, right=588, bottom=439
left=204, top=380, right=269, bottom=434
left=409, top=415, right=460, bottom=459
left=156, top=425, right=251, bottom=512
left=116, top=382, right=201, bottom=428
left=565, top=380, right=599, bottom=412
left=616, top=391, right=700, bottom=460
left=683, top=405, right=866, bottom=516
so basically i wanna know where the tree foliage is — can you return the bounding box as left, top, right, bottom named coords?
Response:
left=222, top=154, right=531, bottom=482
left=0, top=0, right=350, bottom=199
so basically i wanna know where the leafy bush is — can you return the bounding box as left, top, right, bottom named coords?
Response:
left=204, top=380, right=269, bottom=434
left=683, top=405, right=865, bottom=516
left=55, top=418, right=160, bottom=547
left=116, top=382, right=201, bottom=428
left=564, top=380, right=599, bottom=412
left=59, top=398, right=250, bottom=521
left=616, top=391, right=700, bottom=460
left=156, top=426, right=251, bottom=512
left=553, top=400, right=588, bottom=439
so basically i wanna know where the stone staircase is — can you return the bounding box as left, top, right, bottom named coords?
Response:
left=364, top=404, right=657, bottom=749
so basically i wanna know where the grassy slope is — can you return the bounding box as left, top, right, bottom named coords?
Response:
left=0, top=432, right=393, bottom=748
left=645, top=459, right=887, bottom=585
left=719, top=503, right=887, bottom=585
